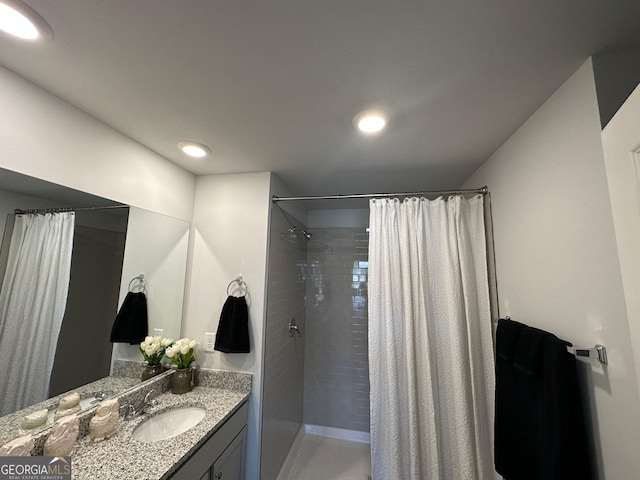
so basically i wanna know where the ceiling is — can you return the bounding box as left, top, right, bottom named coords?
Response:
left=2, top=1, right=640, bottom=197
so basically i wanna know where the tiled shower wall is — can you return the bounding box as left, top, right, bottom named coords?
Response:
left=261, top=208, right=307, bottom=480
left=304, top=228, right=370, bottom=432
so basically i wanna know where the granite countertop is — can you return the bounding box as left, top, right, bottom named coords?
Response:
left=0, top=376, right=140, bottom=446
left=70, top=385, right=250, bottom=480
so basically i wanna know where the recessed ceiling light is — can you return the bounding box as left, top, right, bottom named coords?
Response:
left=353, top=109, right=389, bottom=135
left=177, top=141, right=211, bottom=158
left=0, top=0, right=53, bottom=41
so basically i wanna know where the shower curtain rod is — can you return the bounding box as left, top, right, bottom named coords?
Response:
left=272, top=186, right=488, bottom=202
left=14, top=205, right=128, bottom=215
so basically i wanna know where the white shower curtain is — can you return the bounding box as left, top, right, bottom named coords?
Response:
left=368, top=195, right=497, bottom=480
left=0, top=212, right=75, bottom=415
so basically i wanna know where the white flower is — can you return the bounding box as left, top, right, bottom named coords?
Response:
left=161, top=338, right=173, bottom=347
left=164, top=337, right=197, bottom=368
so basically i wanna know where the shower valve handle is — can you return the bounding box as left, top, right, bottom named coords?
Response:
left=288, top=319, right=302, bottom=337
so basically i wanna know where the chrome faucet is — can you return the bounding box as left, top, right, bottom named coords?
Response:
left=121, top=389, right=158, bottom=420
left=90, top=391, right=109, bottom=405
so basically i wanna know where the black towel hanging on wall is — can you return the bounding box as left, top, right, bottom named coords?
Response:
left=215, top=295, right=250, bottom=353
left=109, top=291, right=148, bottom=344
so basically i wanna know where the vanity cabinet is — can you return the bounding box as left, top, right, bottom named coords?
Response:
left=210, top=426, right=246, bottom=479
left=170, top=401, right=248, bottom=480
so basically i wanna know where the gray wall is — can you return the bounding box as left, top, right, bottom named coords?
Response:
left=260, top=206, right=307, bottom=480
left=49, top=209, right=128, bottom=396
left=303, top=227, right=370, bottom=433
left=592, top=51, right=640, bottom=129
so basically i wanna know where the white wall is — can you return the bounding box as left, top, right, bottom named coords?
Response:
left=0, top=66, right=195, bottom=221
left=464, top=58, right=640, bottom=479
left=183, top=172, right=272, bottom=480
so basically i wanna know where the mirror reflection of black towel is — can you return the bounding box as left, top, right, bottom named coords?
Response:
left=214, top=295, right=250, bottom=353
left=109, top=292, right=148, bottom=344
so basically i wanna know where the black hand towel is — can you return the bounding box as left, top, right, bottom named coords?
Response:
left=541, top=335, right=594, bottom=480
left=495, top=319, right=540, bottom=480
left=214, top=295, right=250, bottom=353
left=496, top=318, right=524, bottom=362
left=513, top=324, right=548, bottom=376
left=109, top=291, right=148, bottom=344
left=495, top=319, right=594, bottom=480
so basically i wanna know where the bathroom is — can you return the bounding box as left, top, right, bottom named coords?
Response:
left=1, top=2, right=640, bottom=479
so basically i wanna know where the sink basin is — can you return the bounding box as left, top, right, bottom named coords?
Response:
left=132, top=406, right=206, bottom=443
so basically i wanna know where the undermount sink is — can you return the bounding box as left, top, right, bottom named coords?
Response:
left=132, top=406, right=206, bottom=443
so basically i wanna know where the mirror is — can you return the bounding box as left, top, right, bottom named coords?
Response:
left=0, top=168, right=189, bottom=441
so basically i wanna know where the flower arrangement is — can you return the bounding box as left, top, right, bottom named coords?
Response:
left=165, top=338, right=199, bottom=369
left=139, top=336, right=173, bottom=366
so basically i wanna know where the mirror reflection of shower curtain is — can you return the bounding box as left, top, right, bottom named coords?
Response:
left=0, top=212, right=75, bottom=415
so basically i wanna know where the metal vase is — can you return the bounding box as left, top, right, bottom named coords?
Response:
left=171, top=367, right=195, bottom=394
left=141, top=363, right=165, bottom=382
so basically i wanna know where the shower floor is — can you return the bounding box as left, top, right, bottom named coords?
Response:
left=276, top=431, right=371, bottom=480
